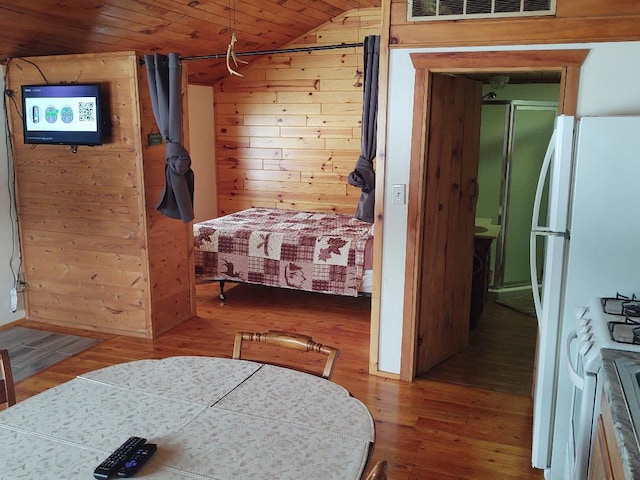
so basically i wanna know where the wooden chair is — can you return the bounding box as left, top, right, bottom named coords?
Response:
left=0, top=349, right=16, bottom=408
left=363, top=460, right=390, bottom=480
left=232, top=330, right=340, bottom=380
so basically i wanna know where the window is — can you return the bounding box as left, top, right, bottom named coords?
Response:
left=408, top=0, right=555, bottom=21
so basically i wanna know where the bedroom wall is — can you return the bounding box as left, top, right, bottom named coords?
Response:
left=213, top=7, right=382, bottom=215
left=188, top=85, right=218, bottom=223
left=4, top=52, right=196, bottom=337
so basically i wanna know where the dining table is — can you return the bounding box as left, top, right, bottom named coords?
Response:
left=0, top=356, right=376, bottom=479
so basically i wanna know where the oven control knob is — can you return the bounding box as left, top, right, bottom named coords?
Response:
left=577, top=327, right=592, bottom=339
left=575, top=306, right=589, bottom=319
left=578, top=323, right=592, bottom=334
left=579, top=340, right=594, bottom=356
left=578, top=319, right=591, bottom=330
left=579, top=333, right=593, bottom=343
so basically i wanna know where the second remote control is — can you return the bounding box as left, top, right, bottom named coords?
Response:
left=117, top=443, right=157, bottom=477
left=93, top=436, right=147, bottom=479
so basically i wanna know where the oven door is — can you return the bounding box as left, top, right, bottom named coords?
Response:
left=565, top=329, right=600, bottom=480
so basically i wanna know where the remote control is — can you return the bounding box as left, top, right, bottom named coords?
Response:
left=93, top=436, right=147, bottom=479
left=117, top=443, right=157, bottom=478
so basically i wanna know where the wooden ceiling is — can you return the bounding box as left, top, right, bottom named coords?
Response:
left=0, top=0, right=381, bottom=85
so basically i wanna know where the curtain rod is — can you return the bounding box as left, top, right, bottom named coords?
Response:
left=179, top=42, right=364, bottom=61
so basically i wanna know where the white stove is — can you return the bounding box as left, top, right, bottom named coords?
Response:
left=567, top=293, right=640, bottom=480
left=584, top=296, right=640, bottom=359
left=599, top=296, right=640, bottom=344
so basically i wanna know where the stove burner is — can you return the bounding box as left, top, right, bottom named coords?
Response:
left=601, top=294, right=640, bottom=317
left=608, top=321, right=640, bottom=345
left=624, top=302, right=640, bottom=317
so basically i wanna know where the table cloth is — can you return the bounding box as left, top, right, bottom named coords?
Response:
left=0, top=356, right=375, bottom=479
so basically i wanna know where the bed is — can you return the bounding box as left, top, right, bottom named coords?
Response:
left=193, top=208, right=374, bottom=299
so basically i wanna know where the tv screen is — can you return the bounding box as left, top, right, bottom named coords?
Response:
left=21, top=83, right=103, bottom=146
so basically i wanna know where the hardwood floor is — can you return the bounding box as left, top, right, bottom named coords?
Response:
left=421, top=299, right=537, bottom=397
left=7, top=282, right=544, bottom=479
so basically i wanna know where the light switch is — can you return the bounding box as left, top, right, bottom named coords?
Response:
left=391, top=184, right=406, bottom=205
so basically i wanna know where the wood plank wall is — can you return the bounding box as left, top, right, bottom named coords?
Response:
left=213, top=8, right=382, bottom=215
left=137, top=56, right=197, bottom=337
left=5, top=52, right=195, bottom=338
left=389, top=0, right=640, bottom=46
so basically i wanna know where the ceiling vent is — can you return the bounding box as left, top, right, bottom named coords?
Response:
left=408, top=0, right=556, bottom=21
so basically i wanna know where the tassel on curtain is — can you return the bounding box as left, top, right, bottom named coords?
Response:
left=144, top=52, right=195, bottom=223
left=347, top=35, right=380, bottom=224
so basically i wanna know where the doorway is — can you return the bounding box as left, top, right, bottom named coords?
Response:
left=425, top=83, right=560, bottom=394
left=478, top=98, right=558, bottom=292
left=401, top=49, right=588, bottom=381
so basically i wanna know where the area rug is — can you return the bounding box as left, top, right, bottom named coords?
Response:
left=0, top=326, right=102, bottom=382
left=495, top=290, right=537, bottom=318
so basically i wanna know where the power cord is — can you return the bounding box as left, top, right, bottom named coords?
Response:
left=3, top=59, right=27, bottom=302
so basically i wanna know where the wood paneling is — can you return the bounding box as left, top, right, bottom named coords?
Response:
left=5, top=52, right=195, bottom=338
left=389, top=0, right=640, bottom=48
left=213, top=8, right=381, bottom=215
left=0, top=1, right=381, bottom=85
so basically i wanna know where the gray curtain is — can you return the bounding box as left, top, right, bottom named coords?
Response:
left=347, top=35, right=380, bottom=224
left=144, top=52, right=195, bottom=223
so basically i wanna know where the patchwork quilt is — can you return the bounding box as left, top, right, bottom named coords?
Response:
left=193, top=208, right=374, bottom=297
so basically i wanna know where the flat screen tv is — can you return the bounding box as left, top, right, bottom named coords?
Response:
left=21, top=83, right=103, bottom=146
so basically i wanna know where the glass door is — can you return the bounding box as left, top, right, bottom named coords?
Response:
left=478, top=100, right=557, bottom=289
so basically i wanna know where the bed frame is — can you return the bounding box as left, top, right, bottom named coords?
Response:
left=194, top=208, right=373, bottom=300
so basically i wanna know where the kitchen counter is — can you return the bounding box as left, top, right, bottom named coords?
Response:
left=601, top=349, right=640, bottom=479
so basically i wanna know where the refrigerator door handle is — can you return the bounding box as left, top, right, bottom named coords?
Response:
left=530, top=231, right=543, bottom=320
left=531, top=227, right=568, bottom=238
left=530, top=129, right=557, bottom=319
left=531, top=129, right=556, bottom=232
left=565, top=330, right=584, bottom=390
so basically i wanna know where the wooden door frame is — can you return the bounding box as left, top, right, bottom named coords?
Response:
left=399, top=49, right=588, bottom=381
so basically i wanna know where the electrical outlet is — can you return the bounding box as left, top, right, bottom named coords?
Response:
left=391, top=184, right=406, bottom=205
left=148, top=133, right=163, bottom=146
left=10, top=288, right=17, bottom=312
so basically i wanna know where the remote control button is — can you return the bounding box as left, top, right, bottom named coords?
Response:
left=94, top=436, right=147, bottom=480
left=117, top=443, right=157, bottom=478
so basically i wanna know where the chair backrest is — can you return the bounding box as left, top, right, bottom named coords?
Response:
left=0, top=349, right=16, bottom=408
left=364, top=460, right=390, bottom=480
left=232, top=330, right=340, bottom=380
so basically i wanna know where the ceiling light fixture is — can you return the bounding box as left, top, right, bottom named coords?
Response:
left=489, top=75, right=510, bottom=89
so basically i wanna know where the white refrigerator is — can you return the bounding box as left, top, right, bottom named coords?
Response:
left=530, top=115, right=640, bottom=478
